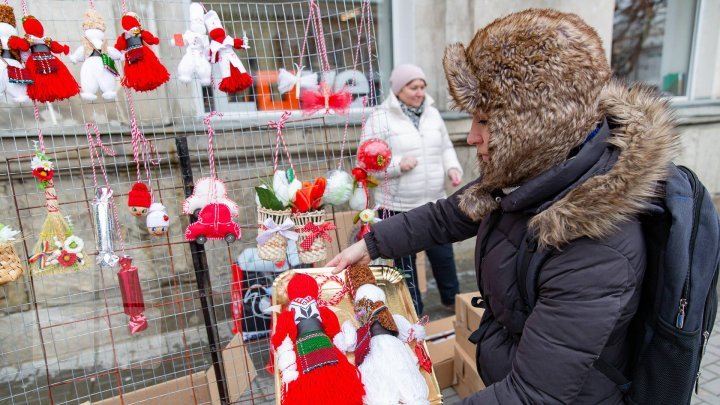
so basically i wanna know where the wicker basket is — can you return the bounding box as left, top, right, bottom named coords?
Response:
left=257, top=206, right=292, bottom=262
left=293, top=210, right=329, bottom=264
left=0, top=242, right=24, bottom=285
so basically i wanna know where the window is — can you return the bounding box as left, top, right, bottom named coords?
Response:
left=195, top=0, right=391, bottom=116
left=612, top=0, right=720, bottom=101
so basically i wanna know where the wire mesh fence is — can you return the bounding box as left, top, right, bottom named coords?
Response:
left=0, top=0, right=393, bottom=403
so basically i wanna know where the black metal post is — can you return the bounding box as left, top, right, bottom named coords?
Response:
left=175, top=136, right=230, bottom=404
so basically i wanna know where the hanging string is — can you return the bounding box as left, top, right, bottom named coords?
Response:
left=298, top=0, right=332, bottom=78
left=338, top=0, right=374, bottom=168
left=20, top=0, right=27, bottom=16
left=203, top=111, right=223, bottom=180
left=125, top=88, right=160, bottom=195
left=120, top=0, right=128, bottom=14
left=88, top=0, right=94, bottom=10
left=32, top=100, right=45, bottom=152
left=86, top=123, right=125, bottom=253
left=268, top=111, right=295, bottom=174
left=315, top=274, right=349, bottom=308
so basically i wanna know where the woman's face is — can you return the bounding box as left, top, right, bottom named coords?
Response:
left=397, top=79, right=426, bottom=108
left=468, top=110, right=491, bottom=162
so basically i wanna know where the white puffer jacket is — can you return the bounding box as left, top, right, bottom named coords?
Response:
left=362, top=93, right=463, bottom=212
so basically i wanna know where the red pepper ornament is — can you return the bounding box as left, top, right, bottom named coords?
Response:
left=115, top=12, right=169, bottom=92
left=10, top=15, right=79, bottom=102
left=118, top=256, right=148, bottom=334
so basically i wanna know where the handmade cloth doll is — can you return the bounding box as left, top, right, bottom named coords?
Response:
left=0, top=5, right=30, bottom=103
left=177, top=2, right=211, bottom=86
left=114, top=11, right=169, bottom=92
left=69, top=8, right=122, bottom=101
left=342, top=264, right=430, bottom=405
left=127, top=182, right=151, bottom=216
left=203, top=10, right=252, bottom=93
left=146, top=202, right=169, bottom=236
left=271, top=273, right=365, bottom=405
left=9, top=15, right=79, bottom=102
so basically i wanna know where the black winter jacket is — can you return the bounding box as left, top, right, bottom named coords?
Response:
left=364, top=82, right=680, bottom=404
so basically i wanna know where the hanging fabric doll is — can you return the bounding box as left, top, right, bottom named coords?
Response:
left=177, top=2, right=211, bottom=86
left=146, top=202, right=169, bottom=236
left=69, top=8, right=122, bottom=101
left=343, top=264, right=430, bottom=405
left=203, top=10, right=252, bottom=93
left=127, top=182, right=151, bottom=216
left=0, top=5, right=30, bottom=103
left=8, top=15, right=79, bottom=102
left=271, top=273, right=365, bottom=405
left=114, top=11, right=169, bottom=92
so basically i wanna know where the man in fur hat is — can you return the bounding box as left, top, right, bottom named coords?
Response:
left=329, top=8, right=680, bottom=403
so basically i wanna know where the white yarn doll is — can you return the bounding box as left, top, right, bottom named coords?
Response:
left=177, top=3, right=211, bottom=86
left=0, top=4, right=30, bottom=103
left=69, top=8, right=122, bottom=101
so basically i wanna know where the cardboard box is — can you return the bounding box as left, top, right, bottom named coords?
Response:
left=454, top=292, right=485, bottom=359
left=93, top=334, right=256, bottom=404
left=425, top=316, right=455, bottom=390
left=452, top=342, right=486, bottom=399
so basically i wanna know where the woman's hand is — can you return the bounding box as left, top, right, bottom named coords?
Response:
left=400, top=156, right=418, bottom=173
left=327, top=240, right=371, bottom=274
left=448, top=168, right=462, bottom=187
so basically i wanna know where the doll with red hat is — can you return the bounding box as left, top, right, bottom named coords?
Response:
left=203, top=10, right=252, bottom=93
left=114, top=12, right=169, bottom=92
left=127, top=182, right=151, bottom=217
left=8, top=15, right=79, bottom=102
left=271, top=273, right=364, bottom=405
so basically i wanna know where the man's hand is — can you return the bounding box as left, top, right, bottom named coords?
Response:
left=400, top=156, right=417, bottom=173
left=326, top=240, right=371, bottom=274
left=448, top=168, right=462, bottom=187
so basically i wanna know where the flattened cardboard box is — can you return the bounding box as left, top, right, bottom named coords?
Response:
left=92, top=333, right=256, bottom=404
left=425, top=316, right=455, bottom=390
left=452, top=342, right=486, bottom=399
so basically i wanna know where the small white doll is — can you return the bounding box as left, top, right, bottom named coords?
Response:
left=177, top=3, right=211, bottom=86
left=69, top=8, right=122, bottom=101
left=146, top=203, right=170, bottom=236
left=0, top=4, right=30, bottom=103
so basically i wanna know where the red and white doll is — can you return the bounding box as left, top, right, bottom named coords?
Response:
left=9, top=15, right=79, bottom=102
left=203, top=10, right=252, bottom=94
left=114, top=12, right=169, bottom=92
left=343, top=264, right=430, bottom=405
left=271, top=273, right=365, bottom=405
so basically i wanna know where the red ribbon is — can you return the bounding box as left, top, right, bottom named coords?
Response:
left=299, top=221, right=336, bottom=251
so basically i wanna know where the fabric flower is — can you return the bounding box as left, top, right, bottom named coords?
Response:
left=32, top=167, right=54, bottom=182
left=0, top=224, right=19, bottom=243
left=63, top=236, right=84, bottom=254
left=57, top=250, right=78, bottom=267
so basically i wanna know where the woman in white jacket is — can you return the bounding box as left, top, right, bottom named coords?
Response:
left=363, top=64, right=463, bottom=314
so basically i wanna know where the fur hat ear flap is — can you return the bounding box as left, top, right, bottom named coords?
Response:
left=458, top=183, right=499, bottom=222
left=443, top=43, right=483, bottom=113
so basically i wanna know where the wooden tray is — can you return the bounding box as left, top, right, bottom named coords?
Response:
left=272, top=266, right=443, bottom=404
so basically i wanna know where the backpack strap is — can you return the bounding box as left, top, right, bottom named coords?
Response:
left=592, top=356, right=632, bottom=394
left=516, top=235, right=553, bottom=312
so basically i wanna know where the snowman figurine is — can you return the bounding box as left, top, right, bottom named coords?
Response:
left=69, top=8, right=122, bottom=101
left=146, top=203, right=170, bottom=236
left=177, top=3, right=211, bottom=86
left=0, top=4, right=30, bottom=103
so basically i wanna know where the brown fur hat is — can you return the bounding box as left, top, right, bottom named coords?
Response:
left=346, top=264, right=377, bottom=299
left=0, top=5, right=16, bottom=28
left=443, top=9, right=612, bottom=222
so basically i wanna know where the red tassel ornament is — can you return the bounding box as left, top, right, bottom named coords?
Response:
left=117, top=256, right=148, bottom=334
left=115, top=12, right=169, bottom=92
left=301, top=83, right=352, bottom=116
left=11, top=15, right=79, bottom=102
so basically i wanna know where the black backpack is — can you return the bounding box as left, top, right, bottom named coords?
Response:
left=517, top=165, right=720, bottom=405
